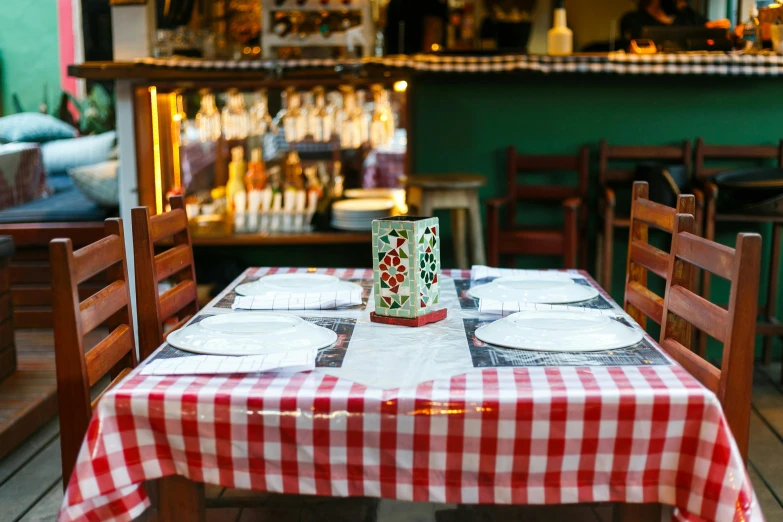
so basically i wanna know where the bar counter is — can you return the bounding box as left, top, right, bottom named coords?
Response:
left=70, top=53, right=783, bottom=299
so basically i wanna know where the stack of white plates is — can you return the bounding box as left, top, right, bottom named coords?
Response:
left=331, top=198, right=395, bottom=231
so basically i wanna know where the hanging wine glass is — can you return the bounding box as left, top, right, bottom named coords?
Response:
left=222, top=89, right=250, bottom=140
left=339, top=86, right=360, bottom=149
left=196, top=91, right=221, bottom=142
left=174, top=93, right=190, bottom=146
left=309, top=86, right=329, bottom=142
left=356, top=89, right=370, bottom=145
left=249, top=89, right=274, bottom=137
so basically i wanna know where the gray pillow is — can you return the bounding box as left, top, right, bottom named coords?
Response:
left=0, top=113, right=78, bottom=143
left=41, top=131, right=116, bottom=176
left=68, top=160, right=119, bottom=207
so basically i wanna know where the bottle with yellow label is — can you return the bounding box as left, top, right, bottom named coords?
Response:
left=547, top=0, right=572, bottom=56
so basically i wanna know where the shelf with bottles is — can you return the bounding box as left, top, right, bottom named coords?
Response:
left=261, top=0, right=374, bottom=58
left=145, top=80, right=407, bottom=242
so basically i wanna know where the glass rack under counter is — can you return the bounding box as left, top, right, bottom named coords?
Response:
left=130, top=75, right=409, bottom=244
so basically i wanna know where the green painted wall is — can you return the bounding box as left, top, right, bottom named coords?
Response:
left=0, top=0, right=61, bottom=115
left=411, top=73, right=783, bottom=359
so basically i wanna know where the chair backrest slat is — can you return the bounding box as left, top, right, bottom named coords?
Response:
left=84, top=324, right=134, bottom=387
left=150, top=209, right=188, bottom=242
left=661, top=338, right=721, bottom=393
left=159, top=279, right=198, bottom=321
left=79, top=280, right=129, bottom=335
left=73, top=235, right=124, bottom=284
left=505, top=146, right=589, bottom=228
left=666, top=285, right=728, bottom=343
left=132, top=196, right=198, bottom=361
left=50, top=218, right=137, bottom=488
left=625, top=281, right=664, bottom=325
left=671, top=232, right=734, bottom=280
left=660, top=216, right=762, bottom=460
left=694, top=138, right=783, bottom=180
left=154, top=243, right=193, bottom=282
left=623, top=182, right=695, bottom=329
left=600, top=140, right=691, bottom=185
left=628, top=241, right=669, bottom=279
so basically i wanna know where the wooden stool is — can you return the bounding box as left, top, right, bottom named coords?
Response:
left=0, top=236, right=16, bottom=383
left=406, top=174, right=487, bottom=269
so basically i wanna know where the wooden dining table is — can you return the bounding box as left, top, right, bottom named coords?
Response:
left=59, top=266, right=763, bottom=522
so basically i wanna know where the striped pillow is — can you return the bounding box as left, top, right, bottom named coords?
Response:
left=68, top=160, right=119, bottom=208
left=41, top=131, right=116, bottom=176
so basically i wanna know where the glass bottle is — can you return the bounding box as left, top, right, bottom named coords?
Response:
left=222, top=90, right=250, bottom=140
left=245, top=147, right=267, bottom=192
left=249, top=89, right=274, bottom=137
left=301, top=91, right=316, bottom=140
left=196, top=91, right=221, bottom=142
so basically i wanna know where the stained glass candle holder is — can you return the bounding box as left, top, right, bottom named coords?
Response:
left=370, top=216, right=446, bottom=327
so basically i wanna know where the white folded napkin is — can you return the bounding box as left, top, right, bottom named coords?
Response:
left=141, top=348, right=317, bottom=376
left=232, top=290, right=362, bottom=310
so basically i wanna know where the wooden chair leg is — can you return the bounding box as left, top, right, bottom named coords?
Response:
left=698, top=213, right=716, bottom=358
left=764, top=223, right=782, bottom=365
left=451, top=208, right=469, bottom=270
left=466, top=192, right=486, bottom=266
left=613, top=503, right=662, bottom=522
left=487, top=204, right=500, bottom=268
left=158, top=476, right=205, bottom=522
left=602, top=212, right=614, bottom=292
left=563, top=205, right=578, bottom=269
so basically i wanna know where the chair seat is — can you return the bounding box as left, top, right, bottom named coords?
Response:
left=497, top=227, right=565, bottom=255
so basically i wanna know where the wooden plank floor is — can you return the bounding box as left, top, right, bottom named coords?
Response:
left=4, top=363, right=783, bottom=521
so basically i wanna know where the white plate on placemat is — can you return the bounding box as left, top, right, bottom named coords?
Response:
left=475, top=311, right=643, bottom=352
left=235, top=273, right=362, bottom=297
left=166, top=313, right=337, bottom=356
left=467, top=275, right=599, bottom=304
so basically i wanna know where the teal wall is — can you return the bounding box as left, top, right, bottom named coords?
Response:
left=0, top=0, right=61, bottom=115
left=411, top=73, right=783, bottom=360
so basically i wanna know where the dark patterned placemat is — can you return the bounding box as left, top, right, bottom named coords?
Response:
left=454, top=277, right=615, bottom=311
left=213, top=276, right=373, bottom=310
left=462, top=317, right=669, bottom=368
left=152, top=314, right=356, bottom=368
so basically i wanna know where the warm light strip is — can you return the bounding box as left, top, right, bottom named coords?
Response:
left=149, top=86, right=163, bottom=214
left=169, top=92, right=182, bottom=189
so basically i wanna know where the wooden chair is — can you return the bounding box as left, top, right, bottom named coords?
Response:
left=659, top=215, right=762, bottom=460
left=132, top=195, right=198, bottom=361
left=694, top=137, right=783, bottom=362
left=598, top=140, right=692, bottom=293
left=487, top=146, right=589, bottom=269
left=50, top=218, right=138, bottom=488
left=624, top=182, right=695, bottom=331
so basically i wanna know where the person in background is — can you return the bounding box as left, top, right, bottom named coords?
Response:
left=620, top=0, right=730, bottom=41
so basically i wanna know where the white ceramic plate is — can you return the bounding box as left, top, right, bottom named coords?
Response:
left=475, top=310, right=643, bottom=352
left=166, top=313, right=337, bottom=356
left=235, top=273, right=363, bottom=297
left=467, top=275, right=599, bottom=304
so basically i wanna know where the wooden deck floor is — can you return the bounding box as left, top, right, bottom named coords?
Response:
left=3, top=346, right=783, bottom=521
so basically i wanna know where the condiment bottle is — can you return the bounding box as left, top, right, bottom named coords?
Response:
left=547, top=0, right=572, bottom=56
left=244, top=147, right=267, bottom=192
left=226, top=146, right=247, bottom=213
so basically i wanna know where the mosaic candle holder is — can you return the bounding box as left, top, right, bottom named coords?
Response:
left=372, top=216, right=441, bottom=319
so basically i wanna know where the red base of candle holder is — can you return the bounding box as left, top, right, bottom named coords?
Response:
left=369, top=308, right=448, bottom=327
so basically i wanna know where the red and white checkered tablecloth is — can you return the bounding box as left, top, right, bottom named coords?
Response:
left=59, top=268, right=763, bottom=522
left=0, top=143, right=46, bottom=211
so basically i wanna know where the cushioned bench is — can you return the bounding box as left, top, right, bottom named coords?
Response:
left=0, top=177, right=112, bottom=224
